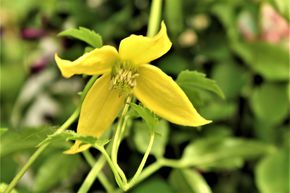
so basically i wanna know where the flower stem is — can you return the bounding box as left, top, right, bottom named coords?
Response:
left=98, top=172, right=115, bottom=193
left=147, top=0, right=163, bottom=37
left=159, top=158, right=186, bottom=168
left=111, top=97, right=132, bottom=184
left=99, top=147, right=125, bottom=190
left=132, top=161, right=162, bottom=186
left=4, top=75, right=98, bottom=193
left=125, top=132, right=155, bottom=190
left=82, top=151, right=115, bottom=193
left=77, top=156, right=107, bottom=193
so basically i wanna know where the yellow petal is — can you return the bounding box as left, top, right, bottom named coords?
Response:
left=65, top=73, right=126, bottom=154
left=134, top=64, right=211, bottom=127
left=55, top=45, right=119, bottom=78
left=119, top=22, right=172, bottom=65
left=64, top=141, right=91, bottom=154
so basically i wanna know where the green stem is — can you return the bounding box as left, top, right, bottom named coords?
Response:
left=159, top=158, right=186, bottom=168
left=98, top=172, right=115, bottom=193
left=4, top=75, right=98, bottom=193
left=82, top=151, right=115, bottom=193
left=147, top=0, right=163, bottom=37
left=77, top=156, right=106, bottom=193
left=132, top=162, right=162, bottom=187
left=99, top=147, right=125, bottom=190
left=4, top=108, right=80, bottom=193
left=126, top=132, right=155, bottom=190
left=111, top=97, right=131, bottom=183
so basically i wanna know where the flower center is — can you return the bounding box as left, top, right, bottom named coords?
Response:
left=110, top=60, right=139, bottom=95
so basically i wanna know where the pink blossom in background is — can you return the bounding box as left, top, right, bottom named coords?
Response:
left=238, top=3, right=290, bottom=51
left=260, top=4, right=289, bottom=43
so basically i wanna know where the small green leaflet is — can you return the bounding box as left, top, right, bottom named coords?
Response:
left=176, top=70, right=225, bottom=100
left=38, top=130, right=109, bottom=148
left=130, top=103, right=159, bottom=134
left=58, top=27, right=103, bottom=48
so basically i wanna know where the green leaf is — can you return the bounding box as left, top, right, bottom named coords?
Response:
left=212, top=62, right=249, bottom=99
left=0, top=64, right=26, bottom=100
left=246, top=42, right=289, bottom=81
left=33, top=152, right=81, bottom=192
left=176, top=70, right=225, bottom=106
left=202, top=125, right=233, bottom=139
left=67, top=132, right=110, bottom=147
left=255, top=149, right=289, bottom=193
left=199, top=100, right=237, bottom=121
left=0, top=127, right=55, bottom=157
left=250, top=83, right=288, bottom=125
left=133, top=120, right=169, bottom=158
left=130, top=177, right=175, bottom=193
left=181, top=137, right=275, bottom=171
left=130, top=103, right=159, bottom=133
left=169, top=169, right=212, bottom=193
left=58, top=27, right=103, bottom=48
left=38, top=130, right=110, bottom=149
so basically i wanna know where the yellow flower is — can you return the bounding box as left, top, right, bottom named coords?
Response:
left=55, top=22, right=211, bottom=154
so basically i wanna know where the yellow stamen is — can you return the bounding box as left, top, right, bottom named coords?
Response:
left=110, top=61, right=139, bottom=95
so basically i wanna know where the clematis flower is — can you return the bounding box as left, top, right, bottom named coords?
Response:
left=55, top=22, right=211, bottom=154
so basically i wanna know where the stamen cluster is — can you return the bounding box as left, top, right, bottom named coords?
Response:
left=110, top=61, right=139, bottom=95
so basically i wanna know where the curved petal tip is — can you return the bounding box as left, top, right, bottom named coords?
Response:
left=64, top=141, right=91, bottom=154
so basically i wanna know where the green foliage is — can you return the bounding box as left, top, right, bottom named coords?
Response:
left=245, top=42, right=289, bottom=81
left=250, top=83, right=288, bottom=125
left=130, top=103, right=159, bottom=133
left=130, top=104, right=168, bottom=157
left=176, top=70, right=225, bottom=106
left=0, top=156, right=18, bottom=183
left=1, top=0, right=289, bottom=192
left=0, top=128, right=55, bottom=157
left=181, top=137, right=275, bottom=170
left=130, top=177, right=174, bottom=193
left=133, top=120, right=169, bottom=158
left=169, top=169, right=212, bottom=193
left=33, top=152, right=81, bottom=192
left=58, top=27, right=103, bottom=48
left=255, top=148, right=289, bottom=193
left=39, top=130, right=110, bottom=148
left=212, top=62, right=249, bottom=99
left=200, top=100, right=237, bottom=121
left=0, top=128, right=8, bottom=136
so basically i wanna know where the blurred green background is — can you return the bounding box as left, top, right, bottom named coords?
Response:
left=1, top=0, right=289, bottom=193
